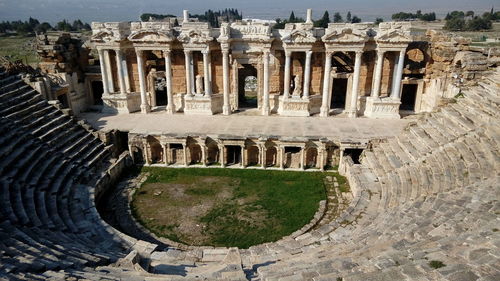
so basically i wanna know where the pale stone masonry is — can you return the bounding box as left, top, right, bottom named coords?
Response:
left=91, top=10, right=415, bottom=118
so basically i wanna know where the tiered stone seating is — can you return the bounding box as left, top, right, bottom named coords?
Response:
left=0, top=65, right=498, bottom=281
left=0, top=70, right=128, bottom=277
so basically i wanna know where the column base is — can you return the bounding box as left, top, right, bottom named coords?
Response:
left=345, top=109, right=357, bottom=118
left=319, top=106, right=329, bottom=117
left=278, top=96, right=310, bottom=117
left=184, top=94, right=223, bottom=115
left=222, top=104, right=231, bottom=115
left=141, top=104, right=151, bottom=114
left=102, top=93, right=141, bottom=114
left=364, top=96, right=401, bottom=119
left=262, top=106, right=270, bottom=116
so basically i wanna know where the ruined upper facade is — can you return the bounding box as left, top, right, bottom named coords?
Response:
left=89, top=9, right=488, bottom=118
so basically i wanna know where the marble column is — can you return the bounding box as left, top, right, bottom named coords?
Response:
left=183, top=144, right=188, bottom=167
left=162, top=143, right=167, bottom=164
left=128, top=144, right=134, bottom=163
left=202, top=49, right=211, bottom=96
left=348, top=50, right=363, bottom=118
left=104, top=50, right=115, bottom=93
left=166, top=143, right=171, bottom=164
left=283, top=51, right=292, bottom=98
left=222, top=49, right=230, bottom=115
left=136, top=50, right=150, bottom=113
left=303, top=50, right=312, bottom=98
left=391, top=49, right=406, bottom=99
left=201, top=145, right=207, bottom=166
left=219, top=145, right=226, bottom=167
left=320, top=51, right=333, bottom=117
left=122, top=54, right=131, bottom=92
left=300, top=147, right=306, bottom=170
left=261, top=146, right=267, bottom=168
left=164, top=50, right=174, bottom=114
left=319, top=147, right=325, bottom=171
left=115, top=49, right=127, bottom=95
left=262, top=50, right=270, bottom=116
left=184, top=50, right=193, bottom=96
left=98, top=49, right=110, bottom=95
left=371, top=50, right=385, bottom=98
left=279, top=147, right=284, bottom=170
left=241, top=145, right=245, bottom=168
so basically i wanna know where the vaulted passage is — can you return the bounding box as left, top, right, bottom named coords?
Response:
left=238, top=64, right=258, bottom=109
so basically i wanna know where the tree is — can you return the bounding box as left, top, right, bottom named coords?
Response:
left=289, top=11, right=296, bottom=23
left=444, top=17, right=465, bottom=31
left=346, top=11, right=352, bottom=23
left=351, top=16, right=361, bottom=23
left=466, top=16, right=492, bottom=31
left=333, top=12, right=342, bottom=23
left=465, top=11, right=474, bottom=18
left=375, top=17, right=384, bottom=25
left=56, top=20, right=73, bottom=32
left=314, top=10, right=330, bottom=28
left=35, top=22, right=52, bottom=33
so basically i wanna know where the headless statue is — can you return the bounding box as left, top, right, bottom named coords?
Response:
left=292, top=75, right=302, bottom=97
left=195, top=74, right=204, bottom=94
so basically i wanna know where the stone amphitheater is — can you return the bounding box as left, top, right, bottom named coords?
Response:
left=1, top=9, right=499, bottom=281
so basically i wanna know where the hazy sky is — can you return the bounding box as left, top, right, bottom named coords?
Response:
left=0, top=0, right=497, bottom=24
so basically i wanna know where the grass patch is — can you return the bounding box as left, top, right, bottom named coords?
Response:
left=429, top=260, right=446, bottom=269
left=0, top=35, right=39, bottom=65
left=131, top=167, right=327, bottom=248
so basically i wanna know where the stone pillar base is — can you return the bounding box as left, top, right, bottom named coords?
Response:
left=222, top=105, right=230, bottom=115
left=183, top=93, right=223, bottom=115
left=363, top=96, right=401, bottom=119
left=102, top=93, right=141, bottom=114
left=278, top=96, right=310, bottom=117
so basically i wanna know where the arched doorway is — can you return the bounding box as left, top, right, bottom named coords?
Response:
left=306, top=147, right=318, bottom=169
left=148, top=137, right=163, bottom=164
left=247, top=146, right=259, bottom=166
left=238, top=64, right=258, bottom=108
left=188, top=144, right=202, bottom=164
left=207, top=143, right=220, bottom=165
left=266, top=146, right=277, bottom=167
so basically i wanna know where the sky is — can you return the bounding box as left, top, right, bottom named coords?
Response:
left=0, top=0, right=497, bottom=24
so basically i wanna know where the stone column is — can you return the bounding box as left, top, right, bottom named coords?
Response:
left=202, top=49, right=211, bottom=96
left=164, top=50, right=174, bottom=114
left=320, top=51, right=333, bottom=117
left=371, top=50, right=385, bottom=98
left=219, top=145, right=226, bottom=167
left=303, top=50, right=312, bottom=98
left=166, top=143, right=171, bottom=164
left=319, top=147, right=325, bottom=171
left=279, top=147, right=284, bottom=170
left=283, top=51, right=292, bottom=98
left=347, top=50, right=363, bottom=118
left=201, top=145, right=207, bottom=167
left=184, top=50, right=193, bottom=96
left=128, top=144, right=134, bottom=163
left=183, top=144, right=188, bottom=167
left=115, top=49, right=127, bottom=95
left=162, top=143, right=167, bottom=165
left=262, top=50, right=270, bottom=116
left=222, top=49, right=231, bottom=115
left=241, top=145, right=245, bottom=168
left=136, top=50, right=150, bottom=113
left=122, top=54, right=131, bottom=92
left=143, top=140, right=150, bottom=165
left=301, top=147, right=306, bottom=170
left=98, top=49, right=110, bottom=95
left=391, top=49, right=406, bottom=99
left=261, top=146, right=267, bottom=168
left=104, top=50, right=115, bottom=93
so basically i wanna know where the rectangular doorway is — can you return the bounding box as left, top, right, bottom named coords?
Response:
left=400, top=84, right=417, bottom=111
left=331, top=78, right=348, bottom=109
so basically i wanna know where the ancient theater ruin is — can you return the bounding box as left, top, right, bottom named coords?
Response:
left=0, top=7, right=499, bottom=281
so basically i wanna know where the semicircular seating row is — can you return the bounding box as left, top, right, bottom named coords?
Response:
left=0, top=69, right=129, bottom=280
left=0, top=66, right=499, bottom=281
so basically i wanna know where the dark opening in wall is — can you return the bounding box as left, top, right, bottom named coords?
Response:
left=344, top=148, right=363, bottom=164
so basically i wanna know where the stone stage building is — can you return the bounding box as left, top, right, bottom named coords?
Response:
left=90, top=10, right=434, bottom=118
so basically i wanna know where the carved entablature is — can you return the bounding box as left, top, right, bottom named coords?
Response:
left=322, top=23, right=370, bottom=45
left=91, top=22, right=130, bottom=43
left=376, top=22, right=412, bottom=48
left=128, top=22, right=174, bottom=43
left=229, top=22, right=273, bottom=43
left=178, top=22, right=213, bottom=46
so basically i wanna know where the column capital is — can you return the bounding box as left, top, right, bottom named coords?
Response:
left=325, top=50, right=334, bottom=57
left=201, top=48, right=210, bottom=55
left=221, top=48, right=230, bottom=55
left=399, top=48, right=406, bottom=55
left=183, top=49, right=192, bottom=55
left=284, top=50, right=292, bottom=57
left=305, top=50, right=313, bottom=56
left=163, top=49, right=171, bottom=56
left=355, top=50, right=364, bottom=56
left=136, top=49, right=144, bottom=56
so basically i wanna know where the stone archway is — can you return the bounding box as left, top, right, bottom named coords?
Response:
left=266, top=146, right=278, bottom=167
left=148, top=137, right=163, bottom=164
left=131, top=146, right=144, bottom=164
left=238, top=64, right=259, bottom=109
left=306, top=147, right=318, bottom=168
left=188, top=143, right=202, bottom=164
left=206, top=142, right=220, bottom=165
left=247, top=146, right=260, bottom=166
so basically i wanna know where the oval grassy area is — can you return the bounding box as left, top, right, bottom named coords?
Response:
left=131, top=167, right=327, bottom=248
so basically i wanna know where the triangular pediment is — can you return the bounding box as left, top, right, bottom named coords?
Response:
left=128, top=31, right=173, bottom=43
left=376, top=30, right=412, bottom=43
left=283, top=30, right=316, bottom=44
left=91, top=31, right=116, bottom=42
left=322, top=28, right=368, bottom=43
